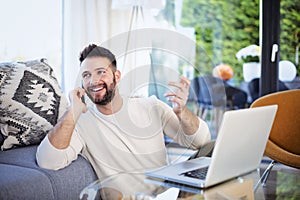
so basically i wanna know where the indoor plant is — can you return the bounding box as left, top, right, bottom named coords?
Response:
left=236, top=44, right=261, bottom=82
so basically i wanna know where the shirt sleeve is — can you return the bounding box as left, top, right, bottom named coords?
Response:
left=174, top=117, right=211, bottom=149
left=36, top=130, right=84, bottom=170
left=157, top=98, right=211, bottom=149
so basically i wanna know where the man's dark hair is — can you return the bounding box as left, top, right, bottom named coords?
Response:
left=79, top=44, right=117, bottom=69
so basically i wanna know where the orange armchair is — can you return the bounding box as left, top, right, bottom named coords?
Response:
left=250, top=89, right=300, bottom=170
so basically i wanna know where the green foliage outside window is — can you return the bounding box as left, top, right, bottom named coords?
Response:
left=180, top=0, right=300, bottom=84
left=280, top=1, right=300, bottom=76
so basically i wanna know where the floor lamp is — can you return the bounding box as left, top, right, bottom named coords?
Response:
left=123, top=4, right=144, bottom=69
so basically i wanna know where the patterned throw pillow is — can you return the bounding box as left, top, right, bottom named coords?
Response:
left=0, top=59, right=68, bottom=150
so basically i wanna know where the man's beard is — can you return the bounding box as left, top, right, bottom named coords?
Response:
left=87, top=77, right=116, bottom=106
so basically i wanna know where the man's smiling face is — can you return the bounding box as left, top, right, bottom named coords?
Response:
left=81, top=56, right=117, bottom=105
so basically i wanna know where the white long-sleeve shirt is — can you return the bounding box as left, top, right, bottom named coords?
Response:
left=36, top=96, right=211, bottom=180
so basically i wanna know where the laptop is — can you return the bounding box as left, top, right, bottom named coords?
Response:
left=145, top=105, right=278, bottom=188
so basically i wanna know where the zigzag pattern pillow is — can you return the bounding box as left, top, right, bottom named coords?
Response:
left=0, top=59, right=68, bottom=150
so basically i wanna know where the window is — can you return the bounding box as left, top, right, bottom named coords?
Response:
left=0, top=0, right=62, bottom=83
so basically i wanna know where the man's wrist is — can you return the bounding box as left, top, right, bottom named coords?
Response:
left=178, top=107, right=200, bottom=135
left=68, top=104, right=83, bottom=123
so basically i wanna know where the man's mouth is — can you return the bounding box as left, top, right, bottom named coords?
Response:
left=89, top=84, right=106, bottom=93
left=91, top=86, right=104, bottom=92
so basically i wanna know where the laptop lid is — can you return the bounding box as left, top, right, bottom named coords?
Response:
left=145, top=105, right=278, bottom=188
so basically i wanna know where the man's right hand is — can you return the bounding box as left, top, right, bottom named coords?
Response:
left=47, top=87, right=87, bottom=150
left=69, top=88, right=87, bottom=121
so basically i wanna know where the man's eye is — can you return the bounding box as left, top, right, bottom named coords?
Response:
left=98, top=70, right=106, bottom=74
left=82, top=74, right=90, bottom=79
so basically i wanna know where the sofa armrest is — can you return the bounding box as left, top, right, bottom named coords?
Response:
left=0, top=145, right=97, bottom=200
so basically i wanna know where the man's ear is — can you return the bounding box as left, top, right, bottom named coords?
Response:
left=114, top=70, right=121, bottom=83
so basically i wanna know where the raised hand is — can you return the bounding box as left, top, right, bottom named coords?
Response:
left=164, top=76, right=191, bottom=114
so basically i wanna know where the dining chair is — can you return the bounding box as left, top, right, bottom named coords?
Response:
left=189, top=75, right=249, bottom=135
left=250, top=89, right=300, bottom=185
left=224, top=83, right=248, bottom=109
left=248, top=78, right=289, bottom=103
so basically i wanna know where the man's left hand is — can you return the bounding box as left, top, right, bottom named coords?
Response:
left=164, top=76, right=191, bottom=114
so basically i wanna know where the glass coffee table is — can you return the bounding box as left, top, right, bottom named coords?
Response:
left=80, top=169, right=266, bottom=200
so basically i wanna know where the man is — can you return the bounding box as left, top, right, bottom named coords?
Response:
left=36, top=44, right=211, bottom=181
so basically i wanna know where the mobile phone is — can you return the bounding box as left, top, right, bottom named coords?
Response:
left=81, top=84, right=86, bottom=104
left=81, top=95, right=86, bottom=104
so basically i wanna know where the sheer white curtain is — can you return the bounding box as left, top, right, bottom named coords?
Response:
left=62, top=0, right=131, bottom=94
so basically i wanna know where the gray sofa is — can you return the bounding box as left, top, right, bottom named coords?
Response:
left=0, top=59, right=98, bottom=199
left=0, top=141, right=97, bottom=200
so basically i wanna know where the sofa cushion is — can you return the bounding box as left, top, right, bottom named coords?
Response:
left=0, top=145, right=98, bottom=200
left=0, top=145, right=40, bottom=167
left=0, top=145, right=97, bottom=200
left=0, top=59, right=68, bottom=150
left=0, top=164, right=55, bottom=200
left=39, top=156, right=98, bottom=200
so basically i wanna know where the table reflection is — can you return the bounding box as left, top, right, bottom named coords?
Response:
left=80, top=169, right=267, bottom=200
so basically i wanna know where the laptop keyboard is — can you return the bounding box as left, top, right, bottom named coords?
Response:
left=182, top=167, right=209, bottom=180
